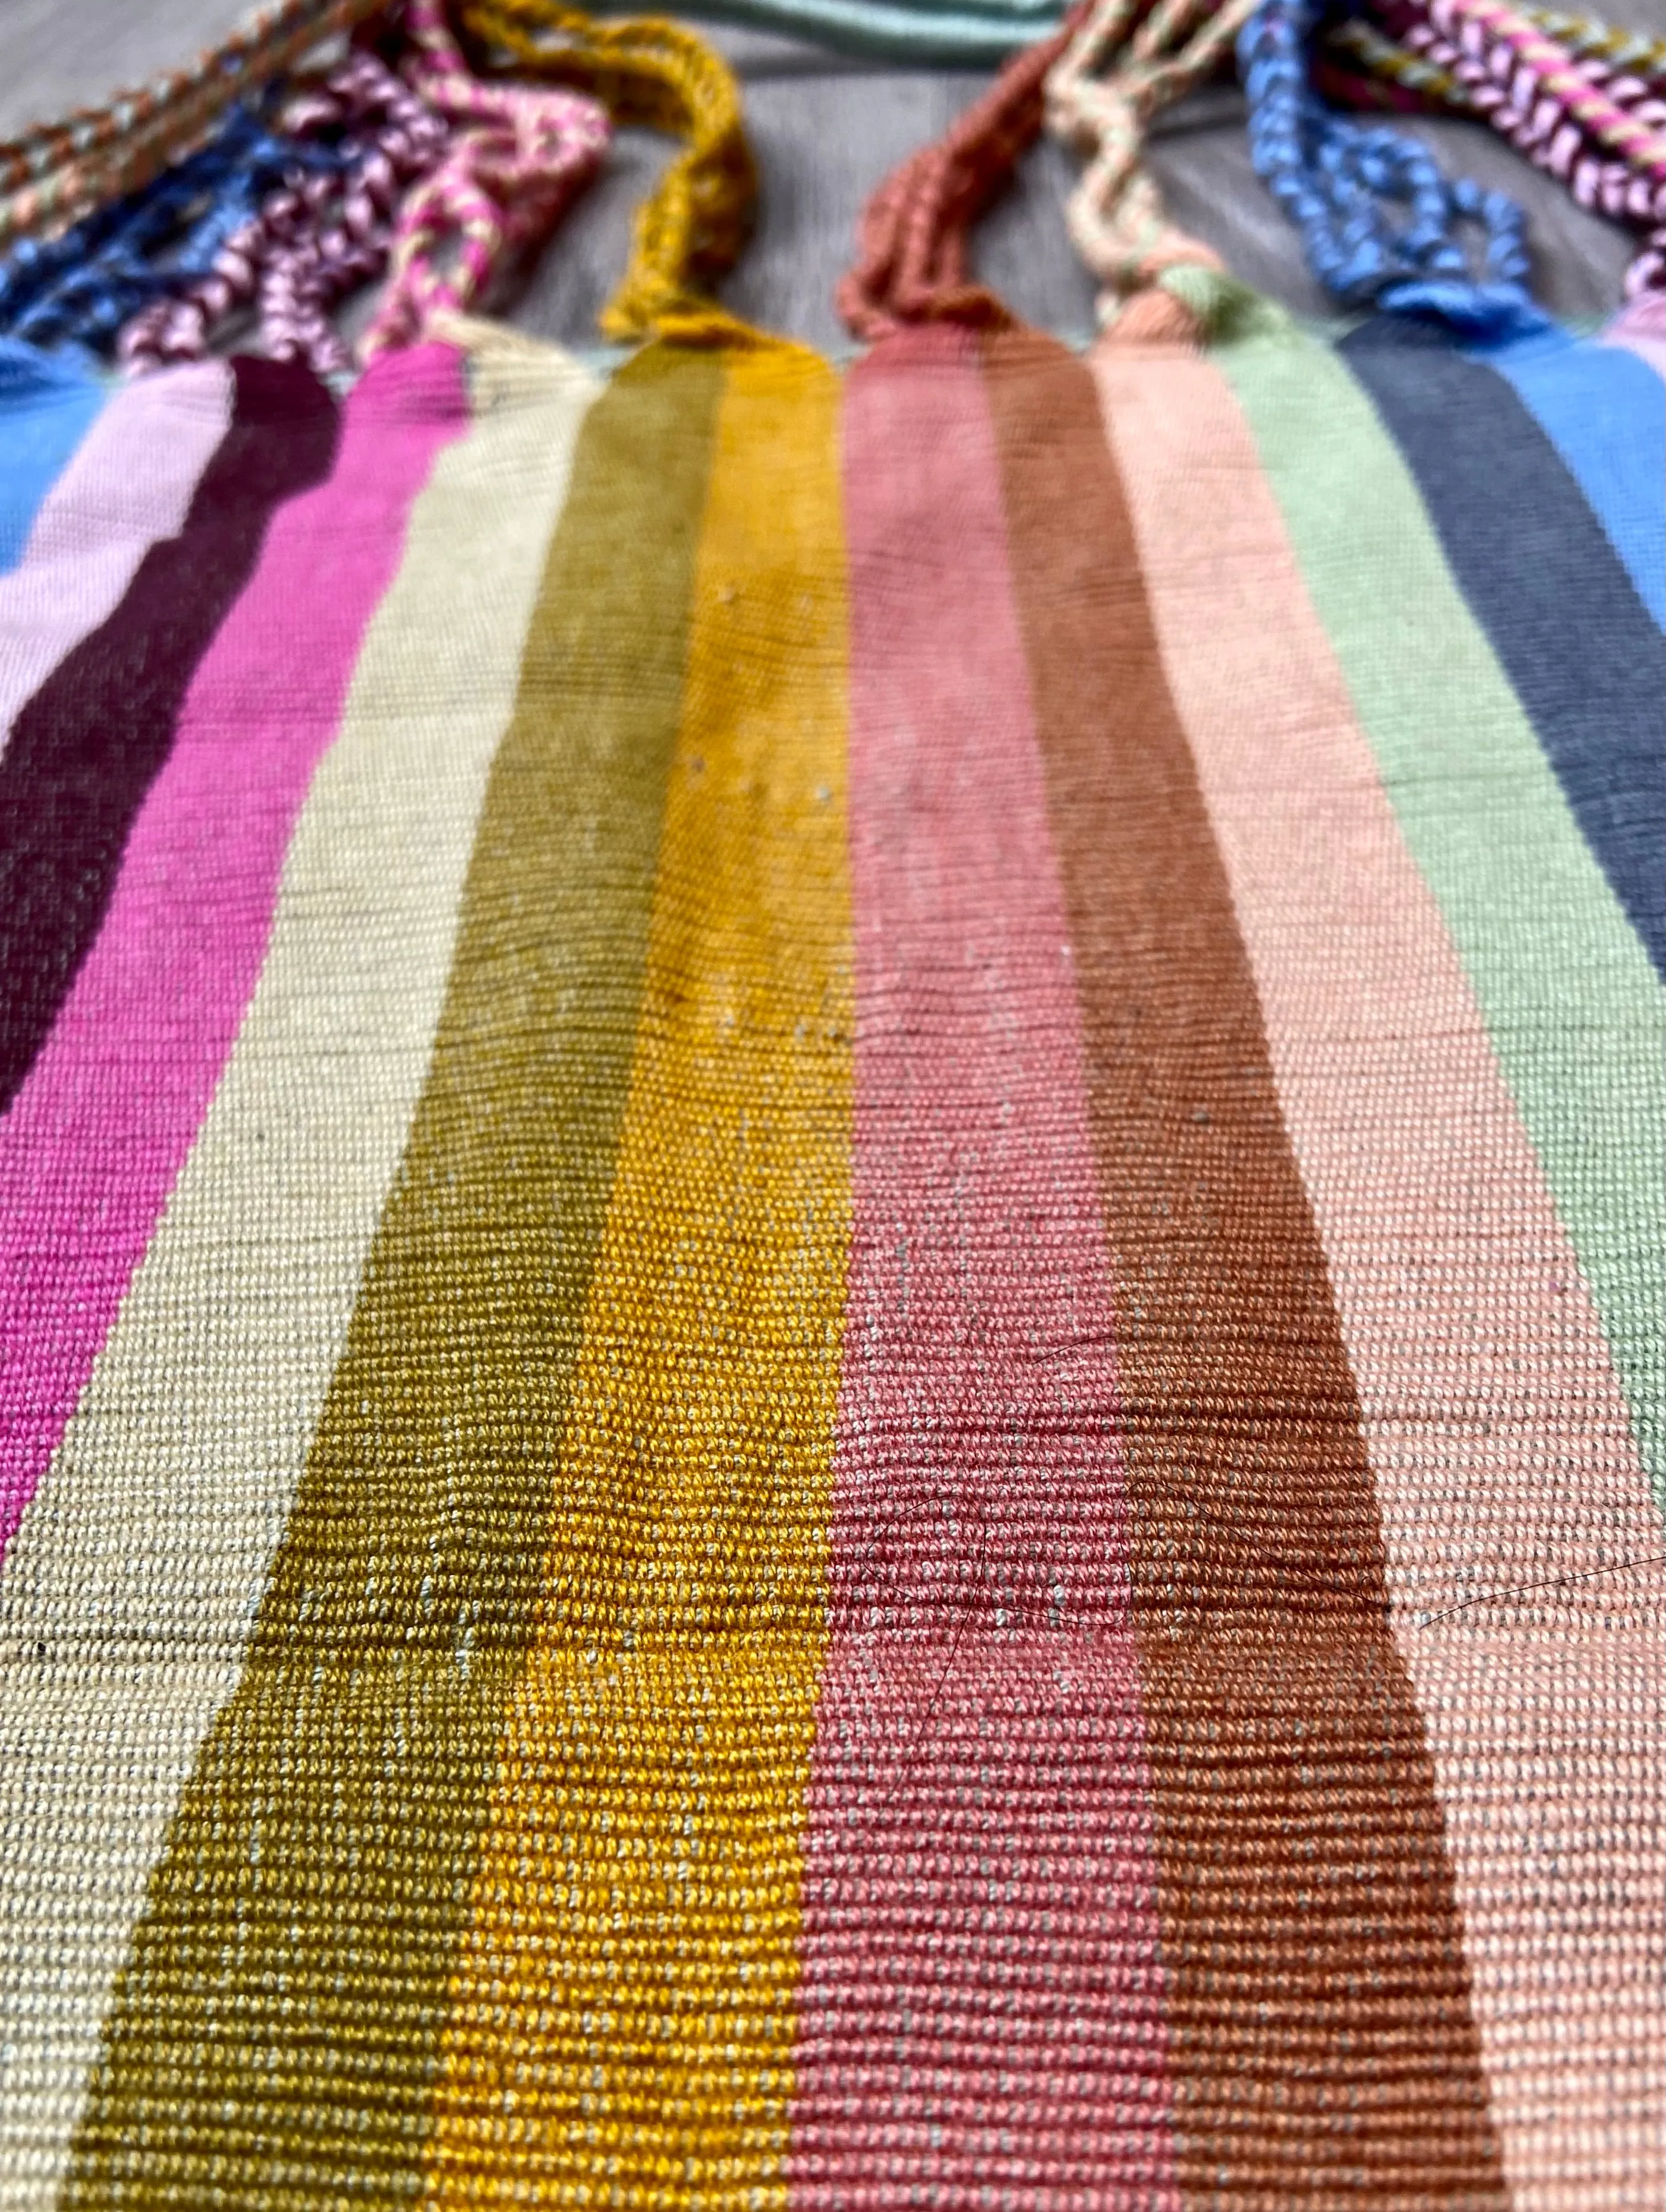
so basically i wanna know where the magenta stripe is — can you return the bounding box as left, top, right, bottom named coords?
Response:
left=0, top=363, right=232, bottom=759
left=787, top=327, right=1176, bottom=2205
left=0, top=344, right=464, bottom=1566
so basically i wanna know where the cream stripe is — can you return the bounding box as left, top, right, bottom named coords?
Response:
left=1093, top=340, right=1664, bottom=2212
left=0, top=335, right=598, bottom=2212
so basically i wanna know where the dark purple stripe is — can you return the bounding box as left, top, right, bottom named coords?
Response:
left=0, top=355, right=337, bottom=1116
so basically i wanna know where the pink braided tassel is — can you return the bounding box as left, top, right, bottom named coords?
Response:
left=360, top=0, right=609, bottom=356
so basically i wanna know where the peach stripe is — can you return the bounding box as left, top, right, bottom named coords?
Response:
left=1090, top=338, right=1665, bottom=2212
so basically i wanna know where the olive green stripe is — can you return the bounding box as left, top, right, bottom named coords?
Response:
left=64, top=344, right=727, bottom=2211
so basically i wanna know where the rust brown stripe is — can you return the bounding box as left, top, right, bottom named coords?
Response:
left=979, top=327, right=1507, bottom=2207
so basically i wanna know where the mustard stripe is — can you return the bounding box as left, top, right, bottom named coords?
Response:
left=422, top=345, right=853, bottom=2207
left=62, top=344, right=725, bottom=2207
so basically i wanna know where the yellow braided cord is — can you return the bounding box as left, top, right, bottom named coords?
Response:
left=455, top=0, right=762, bottom=343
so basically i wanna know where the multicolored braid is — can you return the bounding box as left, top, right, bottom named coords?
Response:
left=1320, top=17, right=1474, bottom=112
left=1527, top=8, right=1666, bottom=81
left=1371, top=0, right=1665, bottom=294
left=119, top=52, right=450, bottom=376
left=1046, top=0, right=1260, bottom=338
left=1324, top=8, right=1666, bottom=117
left=361, top=0, right=608, bottom=356
left=0, top=0, right=387, bottom=249
left=1239, top=0, right=1544, bottom=330
left=837, top=3, right=1090, bottom=339
left=1382, top=0, right=1666, bottom=177
left=0, top=100, right=343, bottom=360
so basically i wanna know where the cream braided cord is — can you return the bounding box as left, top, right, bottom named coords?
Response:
left=1046, top=0, right=1259, bottom=336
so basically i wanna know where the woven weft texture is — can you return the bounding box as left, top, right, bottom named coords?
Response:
left=0, top=311, right=1659, bottom=2210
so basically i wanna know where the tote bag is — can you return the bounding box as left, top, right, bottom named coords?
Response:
left=0, top=32, right=1660, bottom=2209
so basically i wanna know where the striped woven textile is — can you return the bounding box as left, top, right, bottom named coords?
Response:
left=0, top=304, right=1660, bottom=2208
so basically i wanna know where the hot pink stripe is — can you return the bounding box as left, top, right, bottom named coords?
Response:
left=0, top=363, right=232, bottom=757
left=787, top=326, right=1176, bottom=2206
left=0, top=344, right=465, bottom=1566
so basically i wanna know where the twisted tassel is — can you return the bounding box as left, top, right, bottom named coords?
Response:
left=1046, top=0, right=1260, bottom=340
left=361, top=0, right=609, bottom=356
left=1239, top=0, right=1546, bottom=332
left=0, top=100, right=342, bottom=360
left=451, top=0, right=759, bottom=345
left=837, top=3, right=1090, bottom=339
left=120, top=50, right=450, bottom=376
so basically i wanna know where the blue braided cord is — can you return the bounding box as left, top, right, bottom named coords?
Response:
left=0, top=101, right=347, bottom=357
left=1238, top=0, right=1551, bottom=336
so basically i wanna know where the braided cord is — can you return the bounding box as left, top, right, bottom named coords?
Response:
left=1372, top=0, right=1665, bottom=295
left=1047, top=0, right=1260, bottom=336
left=0, top=98, right=346, bottom=358
left=1239, top=0, right=1545, bottom=331
left=1323, top=18, right=1471, bottom=110
left=450, top=0, right=759, bottom=343
left=118, top=52, right=451, bottom=376
left=838, top=2, right=1090, bottom=338
left=1419, top=0, right=1666, bottom=177
left=362, top=0, right=609, bottom=356
left=0, top=0, right=388, bottom=249
left=1527, top=8, right=1666, bottom=81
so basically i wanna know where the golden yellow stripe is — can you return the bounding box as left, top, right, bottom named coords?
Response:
left=424, top=343, right=853, bottom=2207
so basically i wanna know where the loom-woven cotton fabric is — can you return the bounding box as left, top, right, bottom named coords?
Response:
left=0, top=304, right=1660, bottom=2209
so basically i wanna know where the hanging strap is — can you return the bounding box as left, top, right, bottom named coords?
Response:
left=837, top=3, right=1089, bottom=339
left=362, top=0, right=610, bottom=357
left=451, top=0, right=762, bottom=344
left=1046, top=0, right=1260, bottom=340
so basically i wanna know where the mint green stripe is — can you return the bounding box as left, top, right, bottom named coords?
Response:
left=1217, top=324, right=1665, bottom=1506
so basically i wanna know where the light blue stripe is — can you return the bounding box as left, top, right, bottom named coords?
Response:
left=0, top=342, right=105, bottom=576
left=1476, top=327, right=1665, bottom=629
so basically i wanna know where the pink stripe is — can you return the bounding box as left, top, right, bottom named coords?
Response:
left=0, top=363, right=232, bottom=756
left=0, top=344, right=464, bottom=1566
left=1090, top=339, right=1665, bottom=2210
left=787, top=328, right=1176, bottom=2205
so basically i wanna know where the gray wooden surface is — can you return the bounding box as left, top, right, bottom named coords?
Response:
left=6, top=1, right=1664, bottom=347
